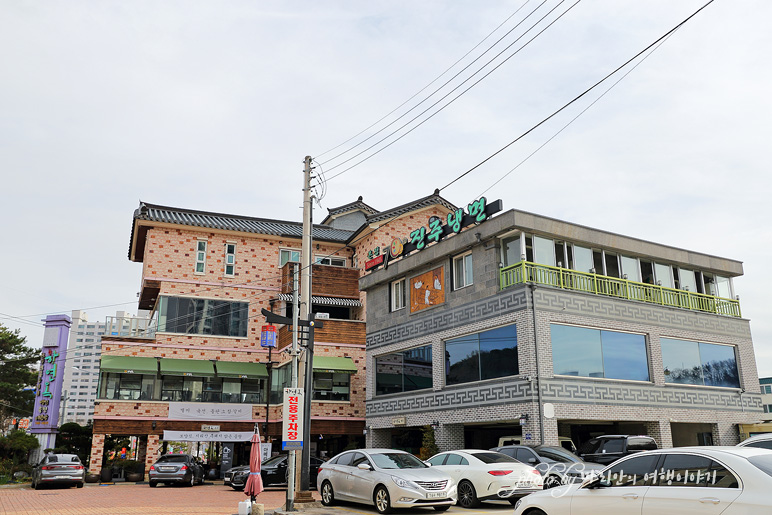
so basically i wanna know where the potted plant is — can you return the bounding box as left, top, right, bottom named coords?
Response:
left=121, top=460, right=145, bottom=482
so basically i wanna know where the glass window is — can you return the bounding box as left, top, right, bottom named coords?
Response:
left=620, top=256, right=640, bottom=282
left=157, top=296, right=249, bottom=337
left=502, top=235, right=521, bottom=267
left=391, top=279, right=406, bottom=312
left=195, top=240, right=207, bottom=273
left=679, top=268, right=697, bottom=292
left=242, top=378, right=263, bottom=403
left=655, top=263, right=673, bottom=288
left=662, top=338, right=739, bottom=388
left=446, top=325, right=518, bottom=386
left=533, top=236, right=555, bottom=267
left=443, top=454, right=468, bottom=466
left=313, top=372, right=350, bottom=401
left=604, top=252, right=620, bottom=278
left=375, top=345, right=432, bottom=396
left=765, top=385, right=772, bottom=394
left=280, top=249, right=301, bottom=267
left=551, top=324, right=649, bottom=381
left=427, top=455, right=447, bottom=466
left=224, top=243, right=236, bottom=276
left=655, top=454, right=716, bottom=487
left=202, top=377, right=222, bottom=403
left=572, top=245, right=593, bottom=273
left=315, top=256, right=346, bottom=267
left=222, top=379, right=241, bottom=403
left=715, top=276, right=732, bottom=298
left=453, top=252, right=473, bottom=289
left=601, top=455, right=659, bottom=487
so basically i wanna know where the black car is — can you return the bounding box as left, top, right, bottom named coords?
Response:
left=148, top=454, right=206, bottom=487
left=578, top=435, right=657, bottom=465
left=490, top=445, right=605, bottom=488
left=224, top=455, right=325, bottom=490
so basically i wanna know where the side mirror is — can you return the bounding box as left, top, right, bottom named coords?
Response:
left=357, top=463, right=372, bottom=471
left=579, top=472, right=606, bottom=489
left=424, top=461, right=432, bottom=467
left=528, top=458, right=537, bottom=464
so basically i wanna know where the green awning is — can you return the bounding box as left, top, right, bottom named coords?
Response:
left=215, top=361, right=268, bottom=379
left=159, top=358, right=215, bottom=377
left=313, top=356, right=357, bottom=374
left=100, top=356, right=158, bottom=375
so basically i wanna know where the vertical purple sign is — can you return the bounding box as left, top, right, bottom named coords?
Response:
left=29, top=315, right=71, bottom=438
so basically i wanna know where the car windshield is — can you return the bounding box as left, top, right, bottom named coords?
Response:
left=370, top=452, right=426, bottom=469
left=263, top=456, right=286, bottom=466
left=748, top=454, right=772, bottom=478
left=536, top=447, right=581, bottom=463
left=474, top=452, right=518, bottom=464
left=158, top=455, right=189, bottom=463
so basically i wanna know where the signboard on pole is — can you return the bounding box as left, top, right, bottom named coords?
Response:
left=261, top=325, right=277, bottom=348
left=282, top=388, right=304, bottom=450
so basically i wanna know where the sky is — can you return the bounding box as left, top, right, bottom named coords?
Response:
left=2, top=0, right=771, bottom=376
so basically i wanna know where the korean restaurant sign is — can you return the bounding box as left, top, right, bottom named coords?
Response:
left=163, top=430, right=254, bottom=442
left=364, top=197, right=503, bottom=272
left=30, top=315, right=70, bottom=434
left=282, top=388, right=304, bottom=450
left=168, top=402, right=252, bottom=421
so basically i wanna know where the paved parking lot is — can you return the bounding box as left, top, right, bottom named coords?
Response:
left=0, top=482, right=516, bottom=515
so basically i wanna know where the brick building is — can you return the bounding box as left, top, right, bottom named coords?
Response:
left=359, top=202, right=763, bottom=454
left=89, top=192, right=455, bottom=476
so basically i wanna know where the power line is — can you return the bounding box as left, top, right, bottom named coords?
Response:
left=322, top=0, right=580, bottom=182
left=316, top=0, right=542, bottom=164
left=441, top=0, right=717, bottom=193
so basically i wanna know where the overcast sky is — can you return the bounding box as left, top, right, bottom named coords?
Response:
left=2, top=1, right=771, bottom=377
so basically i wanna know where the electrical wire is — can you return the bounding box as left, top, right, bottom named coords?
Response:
left=441, top=0, right=716, bottom=193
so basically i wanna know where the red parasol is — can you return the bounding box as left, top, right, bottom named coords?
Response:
left=244, top=427, right=264, bottom=501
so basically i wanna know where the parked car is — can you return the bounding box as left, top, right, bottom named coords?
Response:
left=31, top=453, right=85, bottom=489
left=224, top=455, right=325, bottom=490
left=737, top=433, right=772, bottom=450
left=426, top=449, right=542, bottom=507
left=513, top=446, right=772, bottom=515
left=317, top=448, right=456, bottom=514
left=578, top=435, right=657, bottom=465
left=490, top=445, right=604, bottom=488
left=148, top=454, right=206, bottom=487
left=498, top=435, right=577, bottom=454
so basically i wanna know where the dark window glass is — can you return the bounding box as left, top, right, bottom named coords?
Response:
left=446, top=325, right=518, bottom=386
left=474, top=452, right=517, bottom=464
left=158, top=296, right=248, bottom=337
left=515, top=449, right=535, bottom=463
left=375, top=345, right=432, bottom=396
left=444, top=454, right=465, bottom=466
left=350, top=453, right=369, bottom=468
left=662, top=338, right=739, bottom=388
left=335, top=453, right=354, bottom=467
left=655, top=454, right=719, bottom=487
left=748, top=455, right=772, bottom=478
left=427, top=455, right=447, bottom=466
left=602, top=455, right=659, bottom=487
left=551, top=324, right=649, bottom=381
left=601, top=439, right=625, bottom=453
left=746, top=440, right=772, bottom=450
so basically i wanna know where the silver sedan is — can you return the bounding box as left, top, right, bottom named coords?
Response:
left=317, top=448, right=457, bottom=514
left=31, top=453, right=85, bottom=489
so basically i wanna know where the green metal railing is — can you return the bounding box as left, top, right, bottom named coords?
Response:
left=500, top=261, right=741, bottom=318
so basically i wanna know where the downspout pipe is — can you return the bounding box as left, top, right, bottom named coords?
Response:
left=530, top=284, right=545, bottom=445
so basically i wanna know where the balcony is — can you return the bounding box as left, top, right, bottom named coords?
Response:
left=500, top=261, right=741, bottom=317
left=103, top=315, right=157, bottom=339
left=281, top=263, right=360, bottom=298
left=277, top=319, right=366, bottom=349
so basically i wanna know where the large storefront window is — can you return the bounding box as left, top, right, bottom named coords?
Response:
left=157, top=296, right=249, bottom=337
left=661, top=338, right=740, bottom=387
left=445, top=325, right=518, bottom=386
left=102, top=373, right=155, bottom=400
left=551, top=324, right=650, bottom=381
left=375, top=345, right=433, bottom=396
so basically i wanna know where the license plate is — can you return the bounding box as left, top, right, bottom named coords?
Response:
left=516, top=482, right=536, bottom=488
left=159, top=467, right=175, bottom=472
left=55, top=476, right=72, bottom=479
left=426, top=492, right=445, bottom=499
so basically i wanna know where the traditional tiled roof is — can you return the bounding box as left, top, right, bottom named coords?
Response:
left=365, top=190, right=456, bottom=224
left=323, top=196, right=378, bottom=221
left=129, top=202, right=354, bottom=260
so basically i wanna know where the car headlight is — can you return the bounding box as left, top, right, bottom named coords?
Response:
left=391, top=476, right=420, bottom=489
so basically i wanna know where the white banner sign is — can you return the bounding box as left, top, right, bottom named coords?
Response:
left=168, top=402, right=253, bottom=421
left=282, top=388, right=304, bottom=450
left=163, top=430, right=255, bottom=442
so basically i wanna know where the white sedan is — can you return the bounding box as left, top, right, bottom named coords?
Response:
left=513, top=446, right=772, bottom=515
left=426, top=449, right=543, bottom=508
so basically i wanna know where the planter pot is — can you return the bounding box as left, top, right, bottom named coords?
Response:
left=85, top=473, right=100, bottom=483
left=100, top=468, right=113, bottom=483
left=125, top=472, right=144, bottom=482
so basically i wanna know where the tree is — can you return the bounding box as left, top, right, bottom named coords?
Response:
left=54, top=422, right=93, bottom=464
left=0, top=325, right=38, bottom=429
left=418, top=425, right=439, bottom=460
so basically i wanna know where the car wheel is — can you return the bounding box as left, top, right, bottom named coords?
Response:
left=76, top=482, right=84, bottom=488
left=433, top=506, right=450, bottom=512
left=527, top=510, right=547, bottom=515
left=543, top=475, right=562, bottom=489
left=187, top=474, right=195, bottom=487
left=32, top=478, right=39, bottom=490
left=457, top=480, right=480, bottom=509
left=149, top=481, right=157, bottom=488
left=508, top=497, right=520, bottom=506
left=374, top=485, right=392, bottom=514
left=321, top=481, right=335, bottom=506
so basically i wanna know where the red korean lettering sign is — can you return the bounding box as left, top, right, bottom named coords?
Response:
left=282, top=388, right=304, bottom=450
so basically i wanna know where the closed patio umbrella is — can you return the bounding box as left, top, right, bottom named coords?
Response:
left=244, top=427, right=264, bottom=501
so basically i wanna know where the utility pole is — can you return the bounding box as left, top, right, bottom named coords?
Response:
left=285, top=263, right=300, bottom=511
left=297, top=155, right=314, bottom=497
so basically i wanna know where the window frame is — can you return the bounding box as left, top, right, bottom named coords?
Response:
left=195, top=239, right=207, bottom=274
left=453, top=251, right=473, bottom=290
left=391, top=278, right=406, bottom=312
left=315, top=255, right=346, bottom=267
left=280, top=248, right=301, bottom=267
left=224, top=242, right=236, bottom=277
